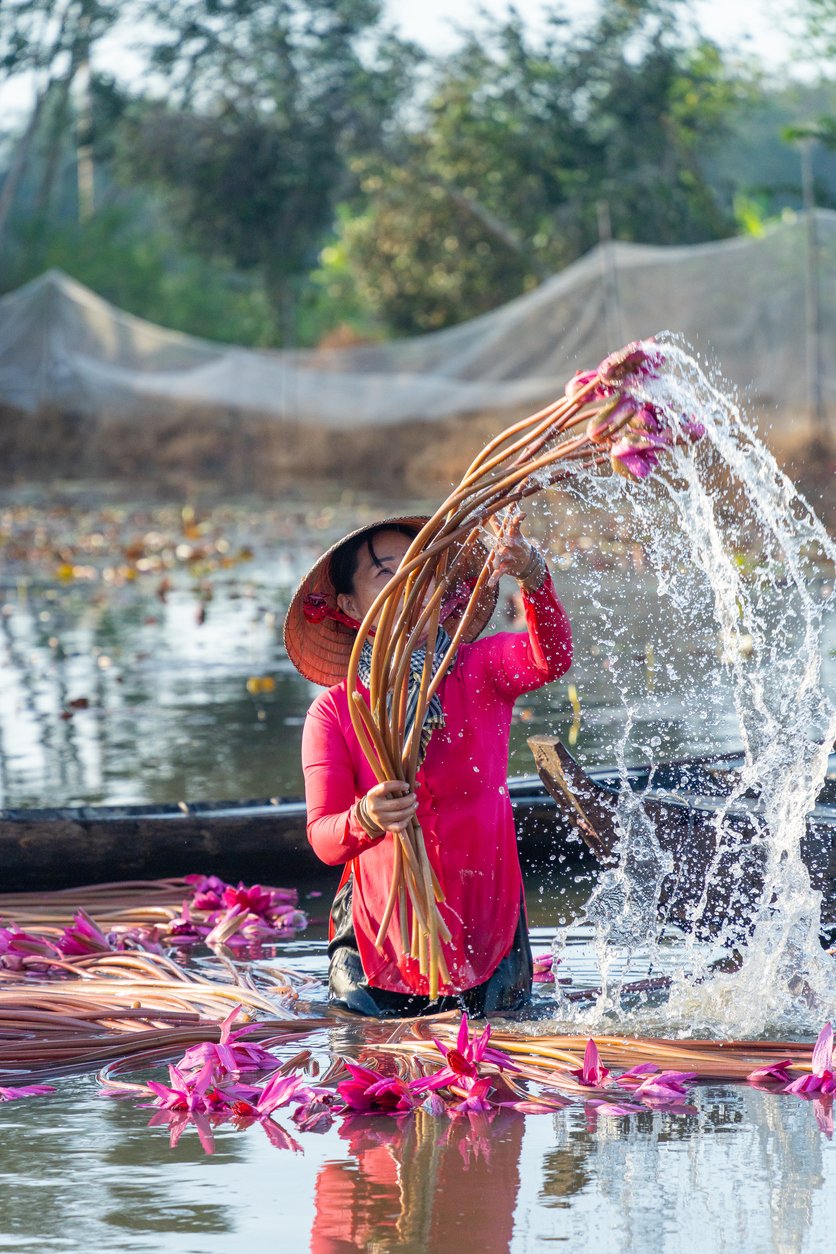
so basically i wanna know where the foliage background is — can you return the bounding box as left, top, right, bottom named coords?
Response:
left=1, top=0, right=835, bottom=350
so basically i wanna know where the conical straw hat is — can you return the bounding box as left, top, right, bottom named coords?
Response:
left=283, top=515, right=498, bottom=687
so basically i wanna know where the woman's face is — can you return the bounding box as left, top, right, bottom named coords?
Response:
left=336, top=530, right=420, bottom=629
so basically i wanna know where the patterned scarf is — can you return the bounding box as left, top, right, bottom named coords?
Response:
left=357, top=626, right=454, bottom=765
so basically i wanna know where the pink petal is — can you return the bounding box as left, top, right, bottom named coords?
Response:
left=813, top=1096, right=833, bottom=1138
left=0, top=1083, right=56, bottom=1101
left=747, top=1060, right=794, bottom=1084
left=812, top=1024, right=834, bottom=1079
left=786, top=1074, right=822, bottom=1095
left=616, top=1063, right=659, bottom=1087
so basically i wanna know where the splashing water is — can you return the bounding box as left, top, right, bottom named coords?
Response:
left=547, top=336, right=835, bottom=1038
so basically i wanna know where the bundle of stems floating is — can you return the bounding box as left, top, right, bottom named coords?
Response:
left=374, top=1021, right=817, bottom=1087
left=0, top=879, right=194, bottom=927
left=346, top=340, right=701, bottom=998
left=0, top=951, right=329, bottom=1079
left=0, top=874, right=310, bottom=955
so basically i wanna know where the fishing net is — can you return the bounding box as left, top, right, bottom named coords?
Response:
left=0, top=213, right=832, bottom=442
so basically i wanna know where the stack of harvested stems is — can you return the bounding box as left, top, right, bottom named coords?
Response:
left=346, top=339, right=698, bottom=998
left=0, top=951, right=327, bottom=1079
left=383, top=1019, right=816, bottom=1086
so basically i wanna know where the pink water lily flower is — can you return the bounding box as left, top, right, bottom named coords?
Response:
left=165, top=902, right=205, bottom=946
left=450, top=1076, right=494, bottom=1115
left=0, top=926, right=58, bottom=960
left=0, top=1083, right=56, bottom=1101
left=219, top=882, right=300, bottom=919
left=184, top=874, right=228, bottom=912
left=177, top=1005, right=279, bottom=1077
left=204, top=900, right=309, bottom=948
left=0, top=927, right=59, bottom=972
left=221, top=883, right=276, bottom=916
left=615, top=1063, right=660, bottom=1088
left=631, top=1071, right=696, bottom=1102
left=747, top=1059, right=794, bottom=1085
left=336, top=1062, right=417, bottom=1114
left=785, top=1024, right=835, bottom=1096
left=230, top=1071, right=315, bottom=1120
left=55, top=910, right=113, bottom=956
left=570, top=1039, right=610, bottom=1088
left=417, top=1014, right=516, bottom=1096
left=146, top=1059, right=220, bottom=1114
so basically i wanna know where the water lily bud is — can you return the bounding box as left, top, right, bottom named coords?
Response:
left=631, top=403, right=663, bottom=434
left=610, top=431, right=664, bottom=480
left=598, top=340, right=663, bottom=386
left=587, top=412, right=614, bottom=443
left=610, top=448, right=638, bottom=479
left=565, top=369, right=598, bottom=400
left=588, top=394, right=637, bottom=443
left=680, top=414, right=706, bottom=442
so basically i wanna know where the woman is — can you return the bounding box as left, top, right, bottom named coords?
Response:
left=283, top=514, right=572, bottom=1017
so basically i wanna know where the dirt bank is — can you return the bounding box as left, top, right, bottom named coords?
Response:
left=1, top=401, right=833, bottom=531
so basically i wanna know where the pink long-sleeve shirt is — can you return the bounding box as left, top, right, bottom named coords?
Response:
left=301, top=573, right=572, bottom=996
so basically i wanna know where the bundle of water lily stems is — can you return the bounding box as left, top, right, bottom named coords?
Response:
left=1, top=879, right=830, bottom=1146
left=346, top=339, right=703, bottom=998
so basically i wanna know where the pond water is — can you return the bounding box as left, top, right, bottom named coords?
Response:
left=4, top=488, right=831, bottom=809
left=0, top=474, right=834, bottom=1253
left=1, top=905, right=835, bottom=1254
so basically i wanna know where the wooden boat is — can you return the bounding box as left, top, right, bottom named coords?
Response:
left=0, top=777, right=573, bottom=893
left=528, top=737, right=836, bottom=936
left=2, top=744, right=833, bottom=916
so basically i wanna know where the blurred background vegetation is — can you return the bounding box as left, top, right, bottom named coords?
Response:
left=1, top=0, right=835, bottom=348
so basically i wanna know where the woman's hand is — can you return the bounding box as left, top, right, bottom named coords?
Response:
left=360, top=780, right=418, bottom=835
left=488, top=509, right=545, bottom=588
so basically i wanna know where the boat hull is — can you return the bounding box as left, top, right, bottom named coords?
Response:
left=0, top=782, right=578, bottom=893
left=528, top=737, right=836, bottom=935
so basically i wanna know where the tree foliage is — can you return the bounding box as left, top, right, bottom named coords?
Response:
left=797, top=0, right=836, bottom=55
left=123, top=0, right=422, bottom=341
left=329, top=2, right=751, bottom=333
left=1, top=0, right=823, bottom=346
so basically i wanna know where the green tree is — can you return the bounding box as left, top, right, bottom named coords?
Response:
left=0, top=2, right=126, bottom=238
left=797, top=0, right=836, bottom=54
left=126, top=0, right=421, bottom=343
left=325, top=0, right=749, bottom=334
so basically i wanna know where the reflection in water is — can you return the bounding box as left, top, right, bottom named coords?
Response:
left=0, top=1078, right=239, bottom=1248
left=311, top=1109, right=525, bottom=1253
left=528, top=1088, right=832, bottom=1252
left=0, top=1025, right=834, bottom=1251
left=539, top=1122, right=592, bottom=1210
